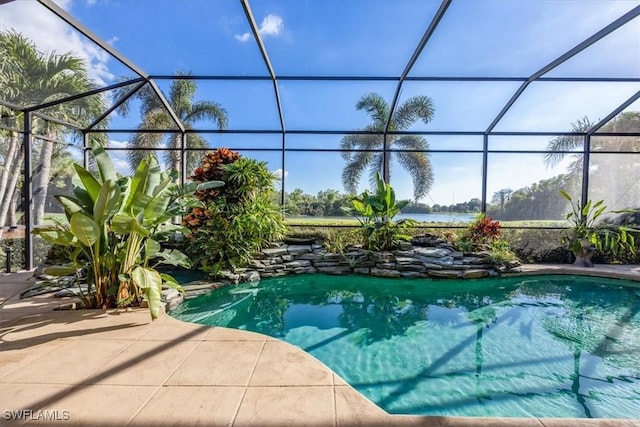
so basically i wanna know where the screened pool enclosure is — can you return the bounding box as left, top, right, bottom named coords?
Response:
left=1, top=0, right=639, bottom=269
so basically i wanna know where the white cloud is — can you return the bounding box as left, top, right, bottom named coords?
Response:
left=234, top=32, right=251, bottom=43
left=111, top=156, right=130, bottom=175
left=272, top=168, right=288, bottom=180
left=85, top=0, right=97, bottom=6
left=0, top=1, right=114, bottom=86
left=107, top=36, right=119, bottom=46
left=234, top=13, right=284, bottom=43
left=108, top=139, right=128, bottom=149
left=259, top=14, right=283, bottom=37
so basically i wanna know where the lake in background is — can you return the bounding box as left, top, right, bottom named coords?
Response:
left=396, top=212, right=476, bottom=223
left=287, top=213, right=476, bottom=224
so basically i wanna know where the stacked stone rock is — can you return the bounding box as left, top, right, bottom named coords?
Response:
left=176, top=234, right=520, bottom=307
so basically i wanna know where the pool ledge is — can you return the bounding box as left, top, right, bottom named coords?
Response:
left=505, top=263, right=640, bottom=284
left=1, top=268, right=639, bottom=426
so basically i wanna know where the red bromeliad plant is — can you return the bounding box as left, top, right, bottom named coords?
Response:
left=468, top=215, right=501, bottom=245
left=189, top=148, right=240, bottom=202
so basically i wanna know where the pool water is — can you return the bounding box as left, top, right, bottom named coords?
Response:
left=170, top=274, right=640, bottom=418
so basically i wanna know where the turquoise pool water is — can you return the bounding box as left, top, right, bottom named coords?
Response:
left=170, top=274, right=640, bottom=418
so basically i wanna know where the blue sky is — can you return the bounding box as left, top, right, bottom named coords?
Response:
left=1, top=0, right=639, bottom=204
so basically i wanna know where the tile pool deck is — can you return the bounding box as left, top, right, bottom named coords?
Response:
left=1, top=265, right=639, bottom=426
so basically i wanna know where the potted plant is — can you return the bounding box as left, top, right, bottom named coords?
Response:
left=559, top=191, right=638, bottom=267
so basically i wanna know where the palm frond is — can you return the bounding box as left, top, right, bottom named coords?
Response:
left=127, top=111, right=171, bottom=171
left=170, top=77, right=197, bottom=117
left=368, top=152, right=384, bottom=190
left=184, top=100, right=229, bottom=129
left=339, top=133, right=383, bottom=160
left=185, top=134, right=209, bottom=174
left=393, top=95, right=435, bottom=131
left=395, top=150, right=433, bottom=200
left=111, top=77, right=151, bottom=117
left=356, top=93, right=389, bottom=129
left=342, top=151, right=374, bottom=194
left=544, top=116, right=591, bottom=167
left=393, top=134, right=429, bottom=151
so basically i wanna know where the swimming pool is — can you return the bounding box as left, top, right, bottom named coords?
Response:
left=170, top=274, right=640, bottom=418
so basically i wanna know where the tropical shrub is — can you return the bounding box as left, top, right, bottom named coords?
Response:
left=184, top=148, right=286, bottom=275
left=560, top=191, right=639, bottom=263
left=456, top=214, right=502, bottom=251
left=31, top=142, right=222, bottom=319
left=468, top=214, right=501, bottom=245
left=346, top=172, right=415, bottom=251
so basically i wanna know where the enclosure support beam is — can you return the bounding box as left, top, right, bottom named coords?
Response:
left=581, top=135, right=591, bottom=206
left=23, top=112, right=33, bottom=270
left=84, top=80, right=147, bottom=131
left=587, top=90, right=640, bottom=135
left=181, top=133, right=187, bottom=187
left=486, top=5, right=640, bottom=134
left=481, top=134, right=489, bottom=213
left=281, top=134, right=286, bottom=207
left=83, top=132, right=89, bottom=170
left=240, top=0, right=285, bottom=135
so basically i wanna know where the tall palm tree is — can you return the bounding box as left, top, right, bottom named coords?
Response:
left=340, top=92, right=435, bottom=200
left=114, top=74, right=228, bottom=175
left=0, top=31, right=104, bottom=226
left=545, top=113, right=640, bottom=208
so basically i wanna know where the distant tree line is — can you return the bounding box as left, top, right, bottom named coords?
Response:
left=281, top=188, right=481, bottom=217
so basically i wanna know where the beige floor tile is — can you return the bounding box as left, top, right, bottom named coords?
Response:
left=0, top=382, right=156, bottom=426
left=132, top=386, right=245, bottom=426
left=89, top=340, right=199, bottom=386
left=539, top=419, right=640, bottom=427
left=438, top=416, right=544, bottom=426
left=0, top=339, right=67, bottom=379
left=235, top=386, right=335, bottom=426
left=249, top=341, right=333, bottom=386
left=167, top=341, right=263, bottom=386
left=0, top=382, right=70, bottom=417
left=138, top=315, right=211, bottom=341
left=1, top=310, right=115, bottom=341
left=75, top=312, right=155, bottom=340
left=1, top=339, right=131, bottom=384
left=204, top=326, right=268, bottom=341
left=333, top=373, right=348, bottom=386
left=334, top=385, right=390, bottom=426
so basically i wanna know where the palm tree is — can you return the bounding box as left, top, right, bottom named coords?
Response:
left=114, top=74, right=228, bottom=175
left=0, top=31, right=104, bottom=226
left=545, top=112, right=640, bottom=208
left=340, top=92, right=435, bottom=201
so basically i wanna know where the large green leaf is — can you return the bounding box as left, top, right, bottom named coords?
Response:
left=128, top=193, right=153, bottom=216
left=153, top=249, right=191, bottom=268
left=143, top=193, right=171, bottom=224
left=161, top=273, right=185, bottom=293
left=144, top=239, right=161, bottom=262
left=73, top=164, right=102, bottom=202
left=111, top=213, right=150, bottom=237
left=123, top=159, right=150, bottom=212
left=90, top=140, right=118, bottom=182
left=55, top=195, right=88, bottom=217
left=93, top=180, right=122, bottom=224
left=177, top=180, right=225, bottom=197
left=32, top=226, right=76, bottom=246
left=131, top=266, right=162, bottom=320
left=43, top=265, right=78, bottom=276
left=70, top=213, right=101, bottom=247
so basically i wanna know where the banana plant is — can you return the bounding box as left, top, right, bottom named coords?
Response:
left=560, top=191, right=639, bottom=264
left=346, top=172, right=415, bottom=251
left=33, top=142, right=223, bottom=319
